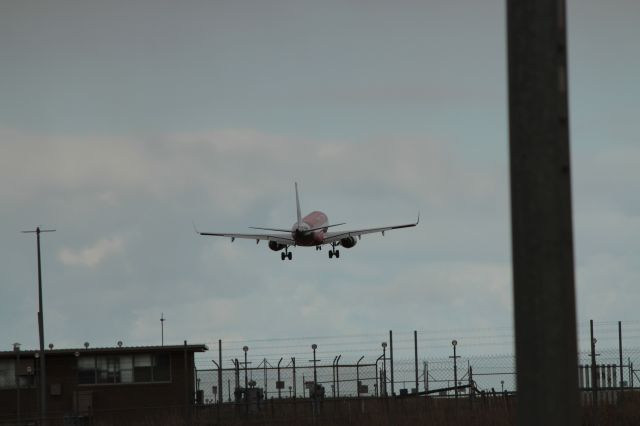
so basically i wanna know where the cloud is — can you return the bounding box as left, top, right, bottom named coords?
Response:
left=0, top=128, right=500, bottom=214
left=58, top=236, right=124, bottom=267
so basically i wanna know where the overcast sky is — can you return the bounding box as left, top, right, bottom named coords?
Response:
left=1, top=0, right=639, bottom=366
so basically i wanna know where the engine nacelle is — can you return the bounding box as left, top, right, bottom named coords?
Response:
left=268, top=241, right=287, bottom=252
left=340, top=236, right=357, bottom=249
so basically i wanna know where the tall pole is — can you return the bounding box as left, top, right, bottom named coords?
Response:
left=414, top=330, right=419, bottom=393
left=507, top=1, right=579, bottom=425
left=389, top=331, right=394, bottom=396
left=23, top=227, right=54, bottom=424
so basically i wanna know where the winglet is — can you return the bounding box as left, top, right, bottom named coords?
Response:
left=295, top=182, right=302, bottom=225
left=192, top=221, right=201, bottom=235
left=416, top=212, right=420, bottom=225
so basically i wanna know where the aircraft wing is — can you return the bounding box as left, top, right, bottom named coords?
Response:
left=197, top=231, right=294, bottom=246
left=322, top=215, right=419, bottom=245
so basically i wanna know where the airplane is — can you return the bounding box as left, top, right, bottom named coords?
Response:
left=195, top=183, right=418, bottom=260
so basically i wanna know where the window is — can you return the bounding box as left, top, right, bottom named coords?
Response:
left=78, top=357, right=96, bottom=384
left=0, top=360, right=15, bottom=389
left=98, top=356, right=128, bottom=383
left=78, top=353, right=170, bottom=384
left=154, top=353, right=170, bottom=382
left=133, top=354, right=152, bottom=382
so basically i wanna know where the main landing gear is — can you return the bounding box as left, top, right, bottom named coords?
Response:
left=328, top=243, right=340, bottom=259
left=281, top=247, right=293, bottom=261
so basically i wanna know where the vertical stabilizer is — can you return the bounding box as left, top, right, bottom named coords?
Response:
left=295, top=182, right=302, bottom=225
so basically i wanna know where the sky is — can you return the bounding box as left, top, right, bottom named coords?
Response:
left=1, top=0, right=639, bottom=368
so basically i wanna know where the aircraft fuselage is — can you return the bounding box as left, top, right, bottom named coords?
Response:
left=292, top=211, right=329, bottom=246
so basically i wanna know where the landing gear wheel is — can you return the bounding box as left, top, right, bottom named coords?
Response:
left=328, top=251, right=333, bottom=259
left=281, top=252, right=286, bottom=261
left=335, top=250, right=340, bottom=258
left=287, top=252, right=293, bottom=260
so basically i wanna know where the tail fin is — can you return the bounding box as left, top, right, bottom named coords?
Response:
left=295, top=182, right=302, bottom=225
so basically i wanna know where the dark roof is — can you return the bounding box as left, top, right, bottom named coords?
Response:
left=0, top=344, right=208, bottom=357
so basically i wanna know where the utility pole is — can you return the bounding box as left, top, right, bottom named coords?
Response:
left=507, top=1, right=579, bottom=425
left=22, top=227, right=55, bottom=425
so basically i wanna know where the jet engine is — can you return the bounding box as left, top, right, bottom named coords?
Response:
left=340, top=236, right=357, bottom=248
left=269, top=241, right=287, bottom=252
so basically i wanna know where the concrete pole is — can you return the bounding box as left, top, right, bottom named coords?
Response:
left=507, top=1, right=579, bottom=425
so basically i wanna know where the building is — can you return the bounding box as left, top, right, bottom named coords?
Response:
left=0, top=343, right=207, bottom=425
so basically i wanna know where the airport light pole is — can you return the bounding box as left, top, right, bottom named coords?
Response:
left=381, top=342, right=387, bottom=397
left=22, top=226, right=55, bottom=424
left=450, top=340, right=459, bottom=399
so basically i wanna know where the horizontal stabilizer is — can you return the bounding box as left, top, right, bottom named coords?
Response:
left=306, top=222, right=346, bottom=233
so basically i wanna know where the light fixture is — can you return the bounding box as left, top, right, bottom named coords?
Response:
left=452, top=340, right=458, bottom=347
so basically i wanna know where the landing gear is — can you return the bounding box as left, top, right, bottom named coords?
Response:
left=281, top=247, right=293, bottom=261
left=328, top=243, right=340, bottom=259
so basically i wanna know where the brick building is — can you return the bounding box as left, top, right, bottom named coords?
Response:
left=0, top=343, right=207, bottom=425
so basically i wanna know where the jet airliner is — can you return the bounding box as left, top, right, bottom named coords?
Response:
left=196, top=183, right=418, bottom=260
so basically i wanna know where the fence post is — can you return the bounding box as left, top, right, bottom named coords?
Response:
left=414, top=330, right=419, bottom=393
left=468, top=365, right=474, bottom=408
left=184, top=340, right=190, bottom=426
left=389, top=330, right=394, bottom=396
left=619, top=322, right=624, bottom=393
left=218, top=340, right=223, bottom=404
left=292, top=357, right=296, bottom=398
left=263, top=358, right=268, bottom=399
left=336, top=355, right=341, bottom=398
left=590, top=320, right=598, bottom=408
